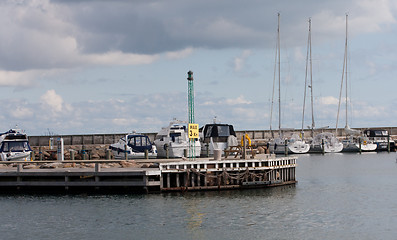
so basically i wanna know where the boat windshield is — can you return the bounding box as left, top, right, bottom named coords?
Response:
left=129, top=136, right=151, bottom=147
left=217, top=126, right=230, bottom=137
left=1, top=141, right=31, bottom=152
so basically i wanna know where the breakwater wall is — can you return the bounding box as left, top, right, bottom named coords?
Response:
left=28, top=127, right=397, bottom=147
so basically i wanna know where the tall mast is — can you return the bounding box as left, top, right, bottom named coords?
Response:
left=344, top=14, right=349, bottom=129
left=302, top=18, right=314, bottom=138
left=309, top=18, right=315, bottom=133
left=277, top=13, right=281, bottom=136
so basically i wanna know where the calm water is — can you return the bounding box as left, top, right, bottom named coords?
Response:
left=1, top=152, right=397, bottom=240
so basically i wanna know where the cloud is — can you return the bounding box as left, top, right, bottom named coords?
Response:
left=234, top=50, right=252, bottom=72
left=40, top=89, right=68, bottom=114
left=319, top=96, right=339, bottom=105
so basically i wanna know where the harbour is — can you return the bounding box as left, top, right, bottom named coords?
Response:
left=1, top=152, right=395, bottom=240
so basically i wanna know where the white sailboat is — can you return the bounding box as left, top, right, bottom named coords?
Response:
left=301, top=18, right=343, bottom=153
left=268, top=13, right=309, bottom=154
left=336, top=14, right=377, bottom=153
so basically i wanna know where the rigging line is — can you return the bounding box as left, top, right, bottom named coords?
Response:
left=302, top=18, right=310, bottom=134
left=336, top=14, right=348, bottom=135
left=270, top=31, right=278, bottom=139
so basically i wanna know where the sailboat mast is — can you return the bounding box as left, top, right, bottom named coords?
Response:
left=344, top=14, right=349, bottom=128
left=309, top=19, right=315, bottom=133
left=277, top=13, right=281, bottom=136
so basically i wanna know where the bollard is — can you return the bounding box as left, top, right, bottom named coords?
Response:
left=124, top=144, right=128, bottom=160
left=165, top=144, right=169, bottom=159
left=70, top=150, right=75, bottom=160
left=106, top=149, right=111, bottom=160
left=144, top=149, right=148, bottom=159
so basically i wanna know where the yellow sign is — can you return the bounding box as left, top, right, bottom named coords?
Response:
left=188, top=124, right=199, bottom=139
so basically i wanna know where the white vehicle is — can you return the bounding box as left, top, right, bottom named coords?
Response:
left=0, top=128, right=33, bottom=161
left=154, top=120, right=201, bottom=158
left=109, top=134, right=157, bottom=159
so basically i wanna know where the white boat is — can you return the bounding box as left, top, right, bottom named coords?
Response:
left=200, top=122, right=238, bottom=156
left=335, top=15, right=377, bottom=153
left=308, top=132, right=344, bottom=153
left=0, top=128, right=33, bottom=161
left=109, top=134, right=157, bottom=159
left=154, top=120, right=201, bottom=158
left=363, top=129, right=389, bottom=151
left=268, top=14, right=309, bottom=154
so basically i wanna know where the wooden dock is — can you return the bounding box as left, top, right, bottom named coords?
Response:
left=0, top=154, right=297, bottom=193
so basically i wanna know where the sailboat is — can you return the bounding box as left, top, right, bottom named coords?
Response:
left=301, top=19, right=343, bottom=153
left=336, top=14, right=377, bottom=152
left=268, top=13, right=310, bottom=154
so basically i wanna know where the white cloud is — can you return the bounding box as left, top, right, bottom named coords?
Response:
left=223, top=95, right=252, bottom=105
left=319, top=96, right=339, bottom=105
left=10, top=106, right=34, bottom=119
left=40, top=89, right=65, bottom=113
left=165, top=47, right=194, bottom=60
left=112, top=118, right=138, bottom=126
left=234, top=50, right=252, bottom=72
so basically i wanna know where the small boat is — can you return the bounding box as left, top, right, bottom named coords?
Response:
left=363, top=129, right=391, bottom=151
left=154, top=120, right=201, bottom=158
left=308, top=132, right=343, bottom=153
left=109, top=134, right=157, bottom=159
left=200, top=122, right=238, bottom=156
left=0, top=128, right=33, bottom=161
left=341, top=127, right=377, bottom=152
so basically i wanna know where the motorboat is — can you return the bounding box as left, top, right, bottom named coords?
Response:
left=154, top=120, right=201, bottom=158
left=109, top=134, right=157, bottom=159
left=341, top=136, right=377, bottom=152
left=0, top=128, right=33, bottom=161
left=200, top=122, right=238, bottom=156
left=363, top=129, right=391, bottom=151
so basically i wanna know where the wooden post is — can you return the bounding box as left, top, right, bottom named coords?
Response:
left=242, top=133, right=247, bottom=159
left=105, top=149, right=111, bottom=160
left=39, top=146, right=43, bottom=161
left=165, top=144, right=169, bottom=159
left=284, top=139, right=288, bottom=156
left=144, top=149, right=148, bottom=159
left=359, top=137, right=362, bottom=154
left=124, top=144, right=128, bottom=160
left=321, top=139, right=325, bottom=155
left=70, top=150, right=75, bottom=160
left=388, top=135, right=390, bottom=153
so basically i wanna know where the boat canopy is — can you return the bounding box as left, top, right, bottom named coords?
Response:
left=202, top=124, right=236, bottom=138
left=127, top=135, right=153, bottom=153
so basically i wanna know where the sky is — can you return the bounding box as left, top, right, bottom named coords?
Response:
left=1, top=0, right=397, bottom=136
